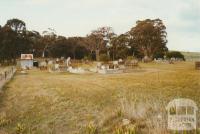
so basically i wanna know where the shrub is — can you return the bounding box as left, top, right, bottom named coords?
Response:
left=166, top=51, right=185, bottom=60
left=99, top=54, right=110, bottom=62
left=126, top=56, right=134, bottom=60
left=83, top=55, right=92, bottom=61
left=153, top=51, right=165, bottom=59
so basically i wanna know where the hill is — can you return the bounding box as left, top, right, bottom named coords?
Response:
left=181, top=51, right=200, bottom=61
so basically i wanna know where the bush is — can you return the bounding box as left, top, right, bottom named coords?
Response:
left=126, top=56, right=134, bottom=60
left=166, top=51, right=185, bottom=60
left=75, top=45, right=89, bottom=59
left=153, top=51, right=165, bottom=59
left=99, top=54, right=110, bottom=62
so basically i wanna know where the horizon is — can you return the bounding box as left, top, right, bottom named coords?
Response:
left=0, top=0, right=200, bottom=52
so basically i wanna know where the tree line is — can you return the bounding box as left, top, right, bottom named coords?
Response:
left=0, top=18, right=170, bottom=64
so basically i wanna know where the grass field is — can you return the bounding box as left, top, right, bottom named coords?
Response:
left=0, top=62, right=200, bottom=134
left=181, top=51, right=200, bottom=61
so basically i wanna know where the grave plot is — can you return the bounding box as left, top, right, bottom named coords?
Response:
left=46, top=57, right=90, bottom=74
left=97, top=62, right=123, bottom=74
left=97, top=59, right=140, bottom=74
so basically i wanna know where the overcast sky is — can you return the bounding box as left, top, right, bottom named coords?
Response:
left=0, top=0, right=200, bottom=52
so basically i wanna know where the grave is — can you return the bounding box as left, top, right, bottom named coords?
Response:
left=97, top=59, right=141, bottom=74
left=125, top=60, right=139, bottom=69
left=67, top=67, right=85, bottom=74
left=97, top=61, right=123, bottom=74
left=39, top=61, right=47, bottom=70
left=48, top=59, right=68, bottom=72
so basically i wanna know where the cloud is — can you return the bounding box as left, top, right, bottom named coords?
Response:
left=0, top=0, right=199, bottom=51
left=176, top=0, right=200, bottom=33
left=25, top=0, right=51, bottom=5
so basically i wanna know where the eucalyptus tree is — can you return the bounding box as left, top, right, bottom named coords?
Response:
left=0, top=25, right=18, bottom=63
left=41, top=28, right=57, bottom=57
left=129, top=19, right=168, bottom=60
left=6, top=18, right=26, bottom=33
left=86, top=27, right=115, bottom=61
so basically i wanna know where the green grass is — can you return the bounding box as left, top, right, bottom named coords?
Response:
left=0, top=62, right=199, bottom=134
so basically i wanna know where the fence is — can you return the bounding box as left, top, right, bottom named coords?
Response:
left=0, top=66, right=16, bottom=90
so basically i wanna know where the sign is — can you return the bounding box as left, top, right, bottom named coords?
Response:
left=21, top=54, right=33, bottom=60
left=166, top=98, right=198, bottom=131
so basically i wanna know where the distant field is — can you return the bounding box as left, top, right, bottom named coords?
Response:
left=181, top=51, right=200, bottom=61
left=0, top=62, right=200, bottom=134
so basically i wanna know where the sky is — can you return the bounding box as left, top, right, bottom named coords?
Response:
left=0, top=0, right=200, bottom=52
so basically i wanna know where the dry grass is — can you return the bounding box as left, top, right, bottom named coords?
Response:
left=0, top=62, right=199, bottom=134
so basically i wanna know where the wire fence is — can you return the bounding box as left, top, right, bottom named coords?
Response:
left=0, top=66, right=16, bottom=90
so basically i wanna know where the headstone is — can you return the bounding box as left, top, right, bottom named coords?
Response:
left=119, top=59, right=123, bottom=63
left=48, top=60, right=53, bottom=65
left=55, top=64, right=59, bottom=70
left=68, top=67, right=85, bottom=74
left=40, top=61, right=47, bottom=67
left=66, top=57, right=71, bottom=67
left=113, top=61, right=118, bottom=65
left=39, top=61, right=47, bottom=70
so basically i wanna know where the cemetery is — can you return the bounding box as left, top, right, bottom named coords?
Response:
left=0, top=60, right=200, bottom=134
left=0, top=5, right=199, bottom=133
left=17, top=56, right=143, bottom=75
left=5, top=53, right=198, bottom=133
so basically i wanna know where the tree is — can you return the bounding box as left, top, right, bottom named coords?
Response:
left=0, top=19, right=39, bottom=64
left=110, top=34, right=130, bottom=60
left=166, top=51, right=185, bottom=60
left=86, top=27, right=115, bottom=61
left=129, top=19, right=168, bottom=60
left=48, top=36, right=72, bottom=58
left=0, top=25, right=18, bottom=63
left=67, top=37, right=82, bottom=59
left=47, top=36, right=88, bottom=59
left=41, top=28, right=57, bottom=57
left=26, top=30, right=43, bottom=57
left=6, top=18, right=26, bottom=33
